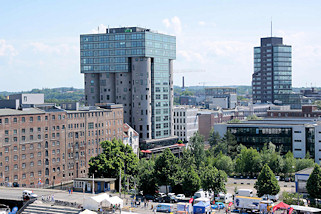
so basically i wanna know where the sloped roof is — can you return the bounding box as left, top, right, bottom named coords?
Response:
left=295, top=167, right=314, bottom=175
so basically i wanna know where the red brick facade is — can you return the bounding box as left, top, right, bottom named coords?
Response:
left=0, top=106, right=123, bottom=187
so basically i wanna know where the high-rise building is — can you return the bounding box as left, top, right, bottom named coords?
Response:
left=80, top=27, right=176, bottom=144
left=252, top=37, right=292, bottom=105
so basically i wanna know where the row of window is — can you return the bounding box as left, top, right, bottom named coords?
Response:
left=81, top=33, right=144, bottom=42
left=81, top=41, right=145, bottom=50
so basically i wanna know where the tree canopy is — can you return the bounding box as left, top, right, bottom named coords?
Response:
left=306, top=164, right=321, bottom=199
left=254, top=164, right=280, bottom=197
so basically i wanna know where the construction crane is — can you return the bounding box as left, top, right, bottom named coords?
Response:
left=174, top=69, right=206, bottom=73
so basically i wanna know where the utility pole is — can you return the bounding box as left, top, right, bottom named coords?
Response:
left=119, top=167, right=121, bottom=198
left=92, top=173, right=95, bottom=194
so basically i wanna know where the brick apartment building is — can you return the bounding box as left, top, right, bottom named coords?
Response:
left=198, top=108, right=244, bottom=140
left=0, top=94, right=123, bottom=187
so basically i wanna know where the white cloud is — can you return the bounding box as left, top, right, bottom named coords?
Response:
left=198, top=21, right=206, bottom=26
left=91, top=24, right=108, bottom=34
left=0, top=39, right=17, bottom=57
left=162, top=16, right=182, bottom=35
left=29, top=42, right=78, bottom=56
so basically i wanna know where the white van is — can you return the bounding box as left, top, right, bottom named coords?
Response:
left=216, top=193, right=233, bottom=203
left=22, top=190, right=38, bottom=200
left=194, top=190, right=211, bottom=199
left=235, top=189, right=253, bottom=197
left=262, top=194, right=279, bottom=202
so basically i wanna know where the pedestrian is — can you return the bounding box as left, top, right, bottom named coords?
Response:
left=71, top=189, right=73, bottom=194
left=51, top=194, right=55, bottom=202
left=154, top=207, right=156, bottom=214
left=69, top=189, right=71, bottom=195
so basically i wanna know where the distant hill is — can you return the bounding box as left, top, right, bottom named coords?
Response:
left=0, top=87, right=84, bottom=104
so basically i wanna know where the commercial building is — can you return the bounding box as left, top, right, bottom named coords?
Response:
left=205, top=87, right=237, bottom=109
left=0, top=94, right=124, bottom=187
left=267, top=105, right=321, bottom=118
left=179, top=96, right=197, bottom=106
left=173, top=106, right=198, bottom=142
left=80, top=27, right=177, bottom=145
left=252, top=37, right=293, bottom=106
left=214, top=118, right=321, bottom=163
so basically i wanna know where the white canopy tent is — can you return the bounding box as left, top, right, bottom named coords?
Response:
left=105, top=196, right=124, bottom=208
left=79, top=209, right=97, bottom=214
left=83, top=193, right=110, bottom=211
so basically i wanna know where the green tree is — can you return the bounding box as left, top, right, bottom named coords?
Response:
left=295, top=158, right=315, bottom=172
left=268, top=153, right=284, bottom=175
left=213, top=152, right=234, bottom=175
left=137, top=159, right=158, bottom=195
left=235, top=147, right=262, bottom=176
left=182, top=166, right=201, bottom=196
left=88, top=139, right=139, bottom=179
left=189, top=132, right=206, bottom=169
left=282, top=192, right=305, bottom=206
left=208, top=129, right=221, bottom=147
left=201, top=165, right=227, bottom=195
left=254, top=164, right=280, bottom=197
left=180, top=149, right=196, bottom=170
left=306, top=164, right=321, bottom=199
left=223, top=131, right=238, bottom=159
left=154, top=148, right=179, bottom=193
left=180, top=90, right=194, bottom=96
left=282, top=152, right=296, bottom=176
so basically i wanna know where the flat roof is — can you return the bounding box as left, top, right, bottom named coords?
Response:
left=74, top=178, right=116, bottom=182
left=0, top=108, right=45, bottom=116
left=295, top=167, right=314, bottom=175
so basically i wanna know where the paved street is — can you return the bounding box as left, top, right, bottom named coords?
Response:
left=0, top=178, right=297, bottom=213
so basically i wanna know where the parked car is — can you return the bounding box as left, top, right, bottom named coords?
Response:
left=275, top=176, right=280, bottom=181
left=159, top=192, right=166, bottom=197
left=211, top=202, right=225, bottom=209
left=154, top=196, right=163, bottom=202
left=156, top=204, right=175, bottom=213
left=168, top=193, right=175, bottom=197
left=144, top=194, right=156, bottom=201
left=162, top=196, right=178, bottom=203
left=176, top=194, right=185, bottom=200
left=285, top=177, right=291, bottom=182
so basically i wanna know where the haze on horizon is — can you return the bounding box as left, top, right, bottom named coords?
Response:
left=1, top=0, right=321, bottom=91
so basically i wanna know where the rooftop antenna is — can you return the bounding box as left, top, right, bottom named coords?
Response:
left=270, top=17, right=273, bottom=37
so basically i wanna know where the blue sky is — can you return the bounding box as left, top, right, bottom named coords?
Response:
left=1, top=0, right=321, bottom=91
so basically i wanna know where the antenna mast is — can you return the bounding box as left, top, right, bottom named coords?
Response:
left=271, top=17, right=273, bottom=37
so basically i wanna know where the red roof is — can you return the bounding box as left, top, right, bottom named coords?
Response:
left=145, top=150, right=152, bottom=153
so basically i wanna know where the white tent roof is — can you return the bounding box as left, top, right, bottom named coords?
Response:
left=105, top=196, right=124, bottom=208
left=91, top=193, right=110, bottom=203
left=79, top=209, right=97, bottom=214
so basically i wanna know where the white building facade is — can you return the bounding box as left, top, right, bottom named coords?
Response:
left=173, top=106, right=198, bottom=142
left=123, top=123, right=139, bottom=156
left=214, top=118, right=321, bottom=164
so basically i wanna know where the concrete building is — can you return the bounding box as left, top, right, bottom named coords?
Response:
left=214, top=118, right=321, bottom=163
left=123, top=123, right=139, bottom=156
left=0, top=95, right=123, bottom=187
left=80, top=27, right=177, bottom=146
left=252, top=37, right=293, bottom=105
left=173, top=106, right=198, bottom=142
left=267, top=105, right=321, bottom=118
left=237, top=103, right=290, bottom=117
left=198, top=108, right=244, bottom=140
left=205, top=87, right=237, bottom=109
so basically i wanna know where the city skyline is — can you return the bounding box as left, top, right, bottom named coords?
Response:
left=1, top=0, right=321, bottom=91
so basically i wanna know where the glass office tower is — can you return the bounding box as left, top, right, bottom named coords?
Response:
left=80, top=27, right=176, bottom=143
left=252, top=37, right=292, bottom=105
